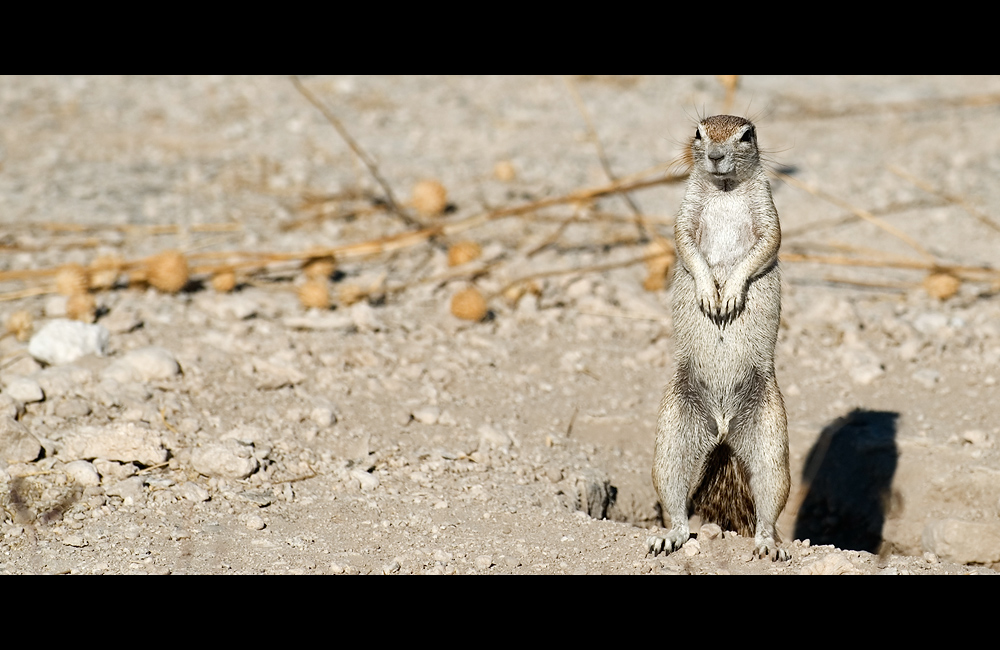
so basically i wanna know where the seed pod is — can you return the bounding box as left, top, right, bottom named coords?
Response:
left=450, top=287, right=488, bottom=322
left=6, top=310, right=33, bottom=342
left=923, top=271, right=960, bottom=300
left=146, top=251, right=189, bottom=293
left=411, top=179, right=448, bottom=217
left=211, top=270, right=237, bottom=293
left=66, top=292, right=97, bottom=323
left=89, top=254, right=123, bottom=290
left=494, top=160, right=516, bottom=182
left=303, top=255, right=337, bottom=280
left=298, top=278, right=331, bottom=310
left=55, top=264, right=89, bottom=296
left=447, top=241, right=482, bottom=267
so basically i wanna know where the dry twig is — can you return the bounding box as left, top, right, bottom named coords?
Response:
left=887, top=165, right=1000, bottom=236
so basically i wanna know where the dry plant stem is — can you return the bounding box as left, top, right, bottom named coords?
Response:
left=527, top=212, right=580, bottom=258
left=887, top=165, right=1000, bottom=236
left=0, top=286, right=51, bottom=302
left=821, top=276, right=914, bottom=291
left=493, top=250, right=673, bottom=299
left=787, top=92, right=1000, bottom=120
left=780, top=252, right=997, bottom=280
left=781, top=198, right=946, bottom=239
left=562, top=76, right=648, bottom=241
left=290, top=75, right=417, bottom=229
left=771, top=169, right=937, bottom=262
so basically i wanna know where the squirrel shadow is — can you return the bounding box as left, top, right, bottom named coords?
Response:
left=792, top=409, right=899, bottom=553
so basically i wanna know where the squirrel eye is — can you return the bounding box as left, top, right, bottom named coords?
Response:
left=740, top=128, right=754, bottom=143
left=694, top=129, right=702, bottom=141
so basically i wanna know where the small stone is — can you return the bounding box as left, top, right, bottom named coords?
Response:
left=350, top=468, right=379, bottom=491
left=0, top=416, right=42, bottom=464
left=310, top=406, right=336, bottom=427
left=0, top=394, right=23, bottom=419
left=28, top=319, right=109, bottom=365
left=412, top=405, right=440, bottom=425
left=245, top=514, right=266, bottom=530
left=799, top=553, right=854, bottom=575
left=923, top=551, right=939, bottom=564
left=93, top=459, right=137, bottom=482
left=191, top=441, right=260, bottom=480
left=922, top=518, right=1000, bottom=565
left=699, top=523, right=723, bottom=540
left=474, top=555, right=494, bottom=570
left=2, top=377, right=43, bottom=404
left=63, top=460, right=101, bottom=487
left=103, top=346, right=180, bottom=383
left=382, top=559, right=401, bottom=574
left=682, top=538, right=701, bottom=556
left=105, top=476, right=146, bottom=505
left=54, top=398, right=92, bottom=419
left=478, top=424, right=511, bottom=451
left=61, top=423, right=167, bottom=466
left=177, top=482, right=211, bottom=502
left=62, top=534, right=88, bottom=548
left=912, top=369, right=941, bottom=389
left=961, top=430, right=988, bottom=446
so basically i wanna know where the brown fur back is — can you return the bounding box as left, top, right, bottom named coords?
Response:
left=691, top=444, right=757, bottom=537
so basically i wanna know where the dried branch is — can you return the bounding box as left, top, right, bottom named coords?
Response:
left=887, top=165, right=1000, bottom=236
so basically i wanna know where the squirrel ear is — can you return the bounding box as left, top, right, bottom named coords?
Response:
left=740, top=127, right=755, bottom=143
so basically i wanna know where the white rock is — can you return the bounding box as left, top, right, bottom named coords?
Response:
left=349, top=302, right=383, bottom=331
left=412, top=405, right=440, bottom=425
left=922, top=518, right=1000, bottom=565
left=103, top=346, right=180, bottom=383
left=912, top=369, right=941, bottom=389
left=62, top=534, right=88, bottom=548
left=191, top=441, right=260, bottom=479
left=0, top=394, right=23, bottom=419
left=310, top=406, right=336, bottom=427
left=105, top=476, right=146, bottom=505
left=36, top=365, right=94, bottom=399
left=2, top=377, right=43, bottom=403
left=699, top=523, right=723, bottom=540
left=478, top=424, right=511, bottom=451
left=682, top=538, right=701, bottom=556
left=177, top=482, right=211, bottom=502
left=63, top=460, right=101, bottom=487
left=61, top=422, right=167, bottom=466
left=799, top=553, right=854, bottom=575
left=350, top=468, right=379, bottom=491
left=0, top=416, right=41, bottom=463
left=245, top=514, right=266, bottom=530
left=474, top=555, right=493, bottom=570
left=28, top=319, right=109, bottom=365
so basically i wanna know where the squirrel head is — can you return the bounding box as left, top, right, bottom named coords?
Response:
left=689, top=115, right=760, bottom=188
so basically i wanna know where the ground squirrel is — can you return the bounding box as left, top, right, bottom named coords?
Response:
left=648, top=115, right=790, bottom=561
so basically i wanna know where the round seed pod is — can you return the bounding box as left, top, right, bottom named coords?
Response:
left=211, top=270, right=237, bottom=293
left=303, top=256, right=337, bottom=280
left=88, top=254, right=123, bottom=290
left=298, top=278, right=331, bottom=310
left=448, top=241, right=482, bottom=267
left=411, top=179, right=448, bottom=216
left=147, top=250, right=189, bottom=293
left=55, top=264, right=89, bottom=296
left=338, top=284, right=366, bottom=306
left=450, top=287, right=488, bottom=322
left=5, top=310, right=33, bottom=342
left=66, top=292, right=97, bottom=323
left=494, top=160, right=516, bottom=182
left=923, top=271, right=961, bottom=300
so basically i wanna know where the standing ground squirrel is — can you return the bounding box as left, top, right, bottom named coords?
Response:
left=648, top=115, right=790, bottom=561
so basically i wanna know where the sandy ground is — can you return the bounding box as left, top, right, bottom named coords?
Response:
left=1, top=75, right=999, bottom=574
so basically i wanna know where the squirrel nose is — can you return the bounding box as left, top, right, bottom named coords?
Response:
left=708, top=149, right=725, bottom=161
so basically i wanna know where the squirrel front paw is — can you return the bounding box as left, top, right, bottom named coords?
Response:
left=716, top=279, right=747, bottom=325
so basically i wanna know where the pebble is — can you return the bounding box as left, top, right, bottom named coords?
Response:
left=682, top=538, right=701, bottom=556
left=54, top=398, right=92, bottom=419
left=478, top=424, right=511, bottom=451
left=245, top=514, right=266, bottom=530
left=63, top=460, right=101, bottom=487
left=0, top=394, right=23, bottom=419
left=310, top=405, right=336, bottom=427
left=28, top=319, right=109, bottom=365
left=412, top=405, right=440, bottom=425
left=922, top=518, right=1000, bottom=565
left=93, top=459, right=138, bottom=482
left=699, top=523, right=723, bottom=540
left=196, top=293, right=258, bottom=320
left=103, top=346, right=180, bottom=383
left=350, top=468, right=380, bottom=491
left=177, top=482, right=211, bottom=502
left=61, top=423, right=168, bottom=466
left=62, top=534, right=88, bottom=548
left=474, top=555, right=494, bottom=570
left=36, top=365, right=94, bottom=400
left=191, top=441, right=260, bottom=479
left=912, top=369, right=941, bottom=389
left=105, top=476, right=146, bottom=505
left=2, top=377, right=43, bottom=404
left=799, top=553, right=854, bottom=575
left=0, top=416, right=42, bottom=464
left=250, top=356, right=306, bottom=390
left=382, top=559, right=401, bottom=574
